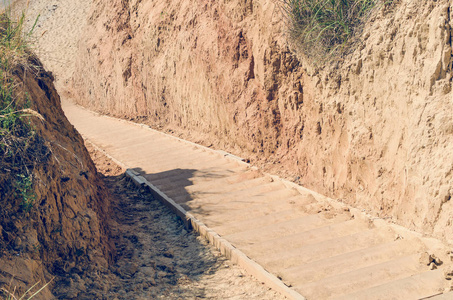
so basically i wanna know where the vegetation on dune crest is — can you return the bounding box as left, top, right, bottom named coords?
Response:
left=0, top=8, right=45, bottom=211
left=278, top=0, right=390, bottom=62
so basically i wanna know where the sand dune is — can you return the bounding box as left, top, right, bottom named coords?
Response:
left=12, top=0, right=92, bottom=90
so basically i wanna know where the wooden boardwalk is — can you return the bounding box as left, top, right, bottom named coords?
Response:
left=63, top=100, right=453, bottom=300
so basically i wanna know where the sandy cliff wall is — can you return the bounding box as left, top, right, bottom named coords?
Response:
left=0, top=56, right=113, bottom=299
left=312, top=1, right=453, bottom=242
left=71, top=0, right=453, bottom=243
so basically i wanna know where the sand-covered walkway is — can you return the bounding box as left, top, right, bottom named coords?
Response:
left=63, top=99, right=453, bottom=299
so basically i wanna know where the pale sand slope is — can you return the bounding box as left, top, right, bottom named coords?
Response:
left=12, top=0, right=92, bottom=89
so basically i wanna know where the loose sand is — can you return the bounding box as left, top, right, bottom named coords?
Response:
left=12, top=0, right=92, bottom=89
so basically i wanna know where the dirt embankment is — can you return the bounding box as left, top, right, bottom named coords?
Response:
left=70, top=0, right=453, bottom=243
left=0, top=56, right=113, bottom=299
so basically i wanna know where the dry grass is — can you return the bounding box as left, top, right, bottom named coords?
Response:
left=0, top=277, right=54, bottom=300
left=277, top=0, right=390, bottom=62
left=0, top=5, right=46, bottom=211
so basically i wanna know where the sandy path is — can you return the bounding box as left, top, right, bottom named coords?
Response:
left=62, top=99, right=453, bottom=299
left=76, top=143, right=283, bottom=300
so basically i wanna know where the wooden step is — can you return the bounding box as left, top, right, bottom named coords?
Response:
left=151, top=167, right=260, bottom=196
left=176, top=176, right=273, bottom=200
left=296, top=253, right=424, bottom=299
left=224, top=212, right=353, bottom=248
left=256, top=225, right=396, bottom=271
left=284, top=238, right=425, bottom=284
left=110, top=139, right=185, bottom=157
left=173, top=180, right=288, bottom=203
left=241, top=218, right=371, bottom=258
left=186, top=188, right=300, bottom=217
left=152, top=169, right=262, bottom=193
left=136, top=146, right=216, bottom=164
left=143, top=164, right=240, bottom=182
left=183, top=171, right=268, bottom=195
left=109, top=133, right=171, bottom=150
left=333, top=268, right=449, bottom=300
left=212, top=208, right=314, bottom=236
left=202, top=194, right=319, bottom=226
left=135, top=153, right=233, bottom=173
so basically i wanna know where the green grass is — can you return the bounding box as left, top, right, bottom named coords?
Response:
left=0, top=5, right=43, bottom=210
left=278, top=0, right=387, bottom=62
left=0, top=5, right=51, bottom=300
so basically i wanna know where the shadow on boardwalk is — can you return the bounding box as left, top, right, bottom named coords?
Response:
left=134, top=166, right=238, bottom=215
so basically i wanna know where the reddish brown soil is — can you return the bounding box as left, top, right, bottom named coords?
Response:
left=0, top=57, right=112, bottom=299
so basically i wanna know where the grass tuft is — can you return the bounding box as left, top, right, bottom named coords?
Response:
left=0, top=5, right=46, bottom=211
left=277, top=0, right=388, bottom=62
